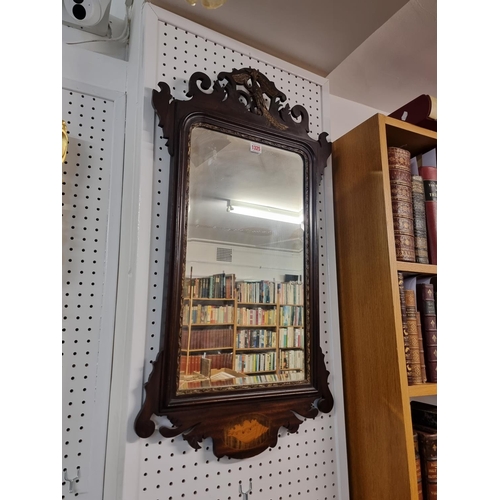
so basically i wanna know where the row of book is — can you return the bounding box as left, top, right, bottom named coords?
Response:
left=398, top=273, right=437, bottom=385
left=235, top=352, right=277, bottom=373
left=236, top=279, right=277, bottom=304
left=182, top=303, right=235, bottom=325
left=181, top=325, right=304, bottom=352
left=237, top=307, right=277, bottom=326
left=179, top=368, right=307, bottom=390
left=279, top=305, right=303, bottom=327
left=411, top=401, right=437, bottom=500
left=224, top=371, right=304, bottom=385
left=184, top=272, right=304, bottom=304
left=280, top=349, right=304, bottom=370
left=180, top=352, right=233, bottom=375
left=388, top=146, right=437, bottom=265
left=236, top=329, right=276, bottom=349
left=278, top=281, right=303, bottom=305
left=183, top=273, right=236, bottom=299
left=181, top=327, right=233, bottom=350
left=279, top=326, right=305, bottom=348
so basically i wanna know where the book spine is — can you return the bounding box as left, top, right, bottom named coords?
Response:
left=415, top=312, right=427, bottom=383
left=404, top=289, right=423, bottom=384
left=411, top=175, right=430, bottom=264
left=411, top=402, right=437, bottom=430
left=388, top=147, right=415, bottom=262
left=416, top=429, right=438, bottom=500
left=419, top=166, right=437, bottom=265
left=397, top=272, right=413, bottom=381
left=413, top=431, right=424, bottom=500
left=404, top=290, right=422, bottom=385
left=417, top=283, right=438, bottom=383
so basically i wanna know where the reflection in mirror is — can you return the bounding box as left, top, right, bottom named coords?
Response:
left=179, top=125, right=306, bottom=392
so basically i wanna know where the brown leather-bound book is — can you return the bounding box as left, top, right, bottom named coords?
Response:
left=419, top=165, right=437, bottom=265
left=411, top=175, right=429, bottom=264
left=415, top=312, right=427, bottom=383
left=397, top=272, right=412, bottom=381
left=417, top=283, right=437, bottom=383
left=415, top=426, right=437, bottom=499
left=388, top=94, right=437, bottom=132
left=404, top=289, right=423, bottom=384
left=388, top=147, right=415, bottom=262
left=413, top=431, right=424, bottom=500
left=430, top=275, right=437, bottom=313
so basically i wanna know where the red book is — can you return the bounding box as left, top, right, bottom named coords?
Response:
left=418, top=166, right=437, bottom=265
left=388, top=94, right=437, bottom=132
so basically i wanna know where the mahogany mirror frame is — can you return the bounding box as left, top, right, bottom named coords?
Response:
left=134, top=68, right=333, bottom=459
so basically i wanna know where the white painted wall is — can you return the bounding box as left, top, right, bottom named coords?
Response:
left=330, top=93, right=383, bottom=142
left=186, top=240, right=303, bottom=282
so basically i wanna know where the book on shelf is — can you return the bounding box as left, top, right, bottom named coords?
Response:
left=418, top=148, right=437, bottom=265
left=397, top=272, right=413, bottom=381
left=388, top=147, right=415, bottom=262
left=414, top=425, right=437, bottom=499
left=404, top=288, right=423, bottom=384
left=184, top=327, right=234, bottom=350
left=411, top=401, right=437, bottom=430
left=236, top=279, right=276, bottom=304
left=278, top=280, right=303, bottom=305
left=403, top=275, right=427, bottom=384
left=185, top=272, right=236, bottom=299
left=184, top=303, right=235, bottom=325
left=411, top=400, right=437, bottom=496
left=415, top=312, right=427, bottom=383
left=416, top=280, right=438, bottom=383
left=236, top=328, right=276, bottom=349
left=413, top=431, right=424, bottom=500
left=430, top=275, right=437, bottom=313
left=411, top=175, right=430, bottom=264
left=388, top=94, right=437, bottom=132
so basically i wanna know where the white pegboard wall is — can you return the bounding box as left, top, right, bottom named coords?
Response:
left=62, top=83, right=125, bottom=499
left=156, top=24, right=323, bottom=139
left=135, top=12, right=343, bottom=500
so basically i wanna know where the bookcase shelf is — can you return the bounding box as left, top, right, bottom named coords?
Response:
left=332, top=113, right=437, bottom=500
left=396, top=262, right=437, bottom=274
left=236, top=324, right=277, bottom=328
left=181, top=279, right=305, bottom=383
left=407, top=383, right=437, bottom=398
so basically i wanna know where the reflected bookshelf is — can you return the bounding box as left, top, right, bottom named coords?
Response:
left=180, top=275, right=305, bottom=388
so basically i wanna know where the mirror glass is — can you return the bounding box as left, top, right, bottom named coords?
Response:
left=179, top=125, right=307, bottom=392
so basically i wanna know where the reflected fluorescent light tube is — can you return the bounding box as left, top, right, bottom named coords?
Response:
left=227, top=200, right=303, bottom=224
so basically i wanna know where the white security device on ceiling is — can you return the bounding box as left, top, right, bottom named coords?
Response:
left=62, top=0, right=112, bottom=37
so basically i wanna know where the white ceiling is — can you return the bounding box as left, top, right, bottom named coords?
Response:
left=150, top=0, right=437, bottom=113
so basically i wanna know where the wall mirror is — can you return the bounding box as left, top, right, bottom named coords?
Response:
left=135, top=68, right=333, bottom=458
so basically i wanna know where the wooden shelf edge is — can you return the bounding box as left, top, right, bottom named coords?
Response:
left=407, top=383, right=437, bottom=397
left=383, top=115, right=438, bottom=139
left=396, top=262, right=437, bottom=275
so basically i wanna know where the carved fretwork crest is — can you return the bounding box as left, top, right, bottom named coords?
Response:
left=153, top=68, right=331, bottom=176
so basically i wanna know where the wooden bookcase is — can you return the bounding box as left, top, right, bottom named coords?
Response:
left=331, top=114, right=437, bottom=499
left=181, top=279, right=305, bottom=384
